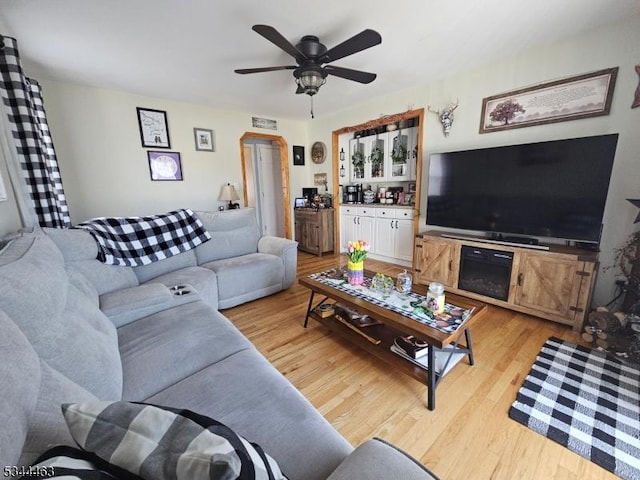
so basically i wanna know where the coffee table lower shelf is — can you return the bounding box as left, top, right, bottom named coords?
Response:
left=305, top=307, right=474, bottom=410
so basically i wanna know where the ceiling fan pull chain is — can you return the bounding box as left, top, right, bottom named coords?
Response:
left=310, top=96, right=314, bottom=119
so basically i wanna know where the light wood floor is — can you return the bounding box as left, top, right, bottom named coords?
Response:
left=224, top=251, right=617, bottom=480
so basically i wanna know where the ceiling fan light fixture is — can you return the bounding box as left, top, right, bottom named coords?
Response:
left=297, top=67, right=327, bottom=96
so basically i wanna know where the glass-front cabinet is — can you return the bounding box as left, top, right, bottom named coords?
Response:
left=388, top=127, right=417, bottom=181
left=367, top=134, right=386, bottom=180
left=349, top=138, right=366, bottom=182
left=345, top=122, right=419, bottom=183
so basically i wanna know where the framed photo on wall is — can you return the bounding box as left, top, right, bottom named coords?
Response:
left=147, top=151, right=182, bottom=181
left=293, top=145, right=305, bottom=166
left=137, top=107, right=171, bottom=148
left=193, top=128, right=215, bottom=151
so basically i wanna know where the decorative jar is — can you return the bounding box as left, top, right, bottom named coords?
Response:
left=426, top=282, right=445, bottom=314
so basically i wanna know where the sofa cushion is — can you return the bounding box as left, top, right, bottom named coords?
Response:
left=62, top=401, right=288, bottom=480
left=45, top=227, right=140, bottom=296
left=20, top=361, right=100, bottom=467
left=66, top=261, right=139, bottom=296
left=0, top=233, right=123, bottom=400
left=43, top=227, right=98, bottom=262
left=201, top=253, right=284, bottom=308
left=132, top=248, right=198, bottom=283
left=118, top=301, right=252, bottom=400
left=195, top=209, right=260, bottom=263
left=146, top=348, right=353, bottom=480
left=0, top=310, right=41, bottom=468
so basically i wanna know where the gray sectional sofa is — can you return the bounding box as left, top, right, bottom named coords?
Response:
left=0, top=207, right=438, bottom=479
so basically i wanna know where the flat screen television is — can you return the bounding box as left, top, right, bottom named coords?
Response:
left=425, top=134, right=618, bottom=246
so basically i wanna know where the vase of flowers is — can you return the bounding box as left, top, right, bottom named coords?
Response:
left=346, top=240, right=370, bottom=285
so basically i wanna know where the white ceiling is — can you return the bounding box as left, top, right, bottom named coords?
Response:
left=2, top=0, right=639, bottom=121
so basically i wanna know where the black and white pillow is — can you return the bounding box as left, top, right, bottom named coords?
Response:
left=20, top=445, right=129, bottom=479
left=61, top=401, right=288, bottom=480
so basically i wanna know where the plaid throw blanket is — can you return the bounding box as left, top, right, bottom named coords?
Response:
left=76, top=208, right=211, bottom=266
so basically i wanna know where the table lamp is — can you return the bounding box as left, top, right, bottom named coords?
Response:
left=219, top=183, right=240, bottom=209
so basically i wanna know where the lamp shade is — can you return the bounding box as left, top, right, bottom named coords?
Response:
left=219, top=183, right=240, bottom=202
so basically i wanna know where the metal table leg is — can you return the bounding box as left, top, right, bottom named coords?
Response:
left=303, top=291, right=316, bottom=328
left=427, top=345, right=436, bottom=410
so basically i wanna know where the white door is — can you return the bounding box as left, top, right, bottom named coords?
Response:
left=256, top=145, right=285, bottom=237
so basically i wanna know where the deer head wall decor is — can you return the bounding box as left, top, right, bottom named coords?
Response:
left=428, top=100, right=459, bottom=137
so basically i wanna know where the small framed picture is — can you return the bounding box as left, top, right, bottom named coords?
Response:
left=293, top=145, right=305, bottom=166
left=137, top=107, right=170, bottom=148
left=408, top=182, right=416, bottom=194
left=193, top=128, right=215, bottom=152
left=147, top=151, right=183, bottom=181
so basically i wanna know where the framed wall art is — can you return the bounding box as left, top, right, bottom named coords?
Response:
left=479, top=67, right=618, bottom=133
left=193, top=128, right=215, bottom=151
left=137, top=107, right=171, bottom=148
left=147, top=151, right=182, bottom=181
left=293, top=145, right=305, bottom=166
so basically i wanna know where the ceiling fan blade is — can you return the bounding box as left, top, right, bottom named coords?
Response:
left=325, top=65, right=377, bottom=84
left=235, top=66, right=297, bottom=74
left=323, top=29, right=382, bottom=63
left=252, top=24, right=306, bottom=60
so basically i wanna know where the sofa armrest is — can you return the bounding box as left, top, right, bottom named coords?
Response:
left=257, top=236, right=298, bottom=288
left=327, top=438, right=440, bottom=480
left=100, top=283, right=200, bottom=327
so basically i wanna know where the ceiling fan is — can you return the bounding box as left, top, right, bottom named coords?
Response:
left=235, top=25, right=382, bottom=116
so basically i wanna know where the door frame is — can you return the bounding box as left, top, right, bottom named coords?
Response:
left=239, top=132, right=292, bottom=239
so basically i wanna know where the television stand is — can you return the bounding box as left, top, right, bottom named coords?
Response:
left=441, top=233, right=550, bottom=251
left=414, top=231, right=598, bottom=332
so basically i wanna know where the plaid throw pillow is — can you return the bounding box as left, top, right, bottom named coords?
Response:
left=62, top=401, right=288, bottom=480
left=19, top=445, right=126, bottom=479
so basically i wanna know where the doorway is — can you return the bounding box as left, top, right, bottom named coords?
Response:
left=240, top=133, right=291, bottom=239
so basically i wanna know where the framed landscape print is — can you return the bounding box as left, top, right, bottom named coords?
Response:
left=137, top=107, right=171, bottom=148
left=479, top=67, right=618, bottom=133
left=147, top=151, right=182, bottom=181
left=193, top=128, right=215, bottom=151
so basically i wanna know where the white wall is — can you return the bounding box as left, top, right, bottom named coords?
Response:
left=36, top=80, right=308, bottom=224
left=309, top=14, right=640, bottom=307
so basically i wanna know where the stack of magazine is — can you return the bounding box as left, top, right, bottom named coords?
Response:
left=390, top=335, right=466, bottom=375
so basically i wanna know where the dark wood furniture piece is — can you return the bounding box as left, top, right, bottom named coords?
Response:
left=414, top=231, right=597, bottom=331
left=299, top=270, right=488, bottom=410
left=294, top=208, right=335, bottom=256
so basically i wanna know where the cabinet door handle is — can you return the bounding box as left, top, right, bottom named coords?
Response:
left=357, top=217, right=360, bottom=225
left=353, top=217, right=357, bottom=225
left=390, top=220, right=394, bottom=229
left=517, top=273, right=524, bottom=286
left=449, top=259, right=453, bottom=271
left=395, top=220, right=399, bottom=229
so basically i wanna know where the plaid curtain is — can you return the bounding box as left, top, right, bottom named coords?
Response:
left=0, top=35, right=70, bottom=228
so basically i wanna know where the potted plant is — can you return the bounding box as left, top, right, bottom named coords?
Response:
left=391, top=143, right=408, bottom=164
left=352, top=150, right=365, bottom=178
left=369, top=146, right=384, bottom=177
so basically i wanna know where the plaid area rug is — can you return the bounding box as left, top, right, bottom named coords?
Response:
left=509, top=337, right=640, bottom=479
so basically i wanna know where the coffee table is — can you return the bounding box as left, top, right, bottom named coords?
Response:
left=299, top=268, right=488, bottom=410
